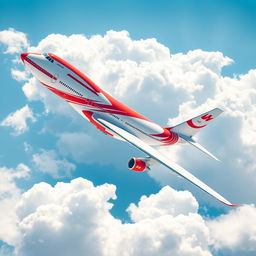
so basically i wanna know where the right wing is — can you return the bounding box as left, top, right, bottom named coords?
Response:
left=97, top=118, right=238, bottom=206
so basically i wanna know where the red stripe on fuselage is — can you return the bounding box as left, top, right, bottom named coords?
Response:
left=150, top=129, right=179, bottom=146
left=40, top=81, right=177, bottom=144
left=82, top=110, right=113, bottom=136
left=48, top=53, right=151, bottom=121
left=40, top=82, right=133, bottom=116
left=42, top=82, right=87, bottom=104
left=67, top=74, right=99, bottom=95
left=48, top=53, right=101, bottom=93
left=23, top=55, right=57, bottom=80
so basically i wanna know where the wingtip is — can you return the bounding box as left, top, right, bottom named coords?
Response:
left=219, top=198, right=241, bottom=207
left=216, top=107, right=224, bottom=113
left=223, top=202, right=241, bottom=207
left=213, top=156, right=221, bottom=162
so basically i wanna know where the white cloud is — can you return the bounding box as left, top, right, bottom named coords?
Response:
left=22, top=77, right=75, bottom=117
left=208, top=204, right=256, bottom=253
left=32, top=149, right=76, bottom=178
left=56, top=131, right=134, bottom=166
left=12, top=178, right=211, bottom=256
left=127, top=186, right=198, bottom=222
left=0, top=28, right=29, bottom=54
left=1, top=105, right=36, bottom=135
left=0, top=173, right=255, bottom=256
left=11, top=69, right=29, bottom=82
left=0, top=164, right=30, bottom=246
left=23, top=142, right=33, bottom=153
left=14, top=178, right=118, bottom=256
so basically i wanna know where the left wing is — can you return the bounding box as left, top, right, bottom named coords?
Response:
left=97, top=118, right=237, bottom=206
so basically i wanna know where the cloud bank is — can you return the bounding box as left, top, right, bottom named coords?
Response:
left=0, top=175, right=255, bottom=256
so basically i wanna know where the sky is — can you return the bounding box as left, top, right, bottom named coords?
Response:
left=0, top=0, right=256, bottom=255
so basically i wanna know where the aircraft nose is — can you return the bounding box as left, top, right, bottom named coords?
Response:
left=20, top=52, right=42, bottom=63
left=20, top=52, right=29, bottom=63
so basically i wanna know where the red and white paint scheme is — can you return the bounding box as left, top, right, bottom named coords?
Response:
left=21, top=52, right=238, bottom=206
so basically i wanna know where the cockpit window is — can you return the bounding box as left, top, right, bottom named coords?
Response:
left=43, top=53, right=54, bottom=63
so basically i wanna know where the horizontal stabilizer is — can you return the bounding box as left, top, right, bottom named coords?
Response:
left=180, top=134, right=220, bottom=161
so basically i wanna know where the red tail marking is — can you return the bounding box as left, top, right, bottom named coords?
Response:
left=201, top=114, right=213, bottom=121
left=187, top=120, right=207, bottom=129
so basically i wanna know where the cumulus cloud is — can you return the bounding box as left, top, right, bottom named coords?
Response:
left=0, top=158, right=255, bottom=256
left=208, top=204, right=256, bottom=253
left=127, top=186, right=199, bottom=221
left=22, top=77, right=75, bottom=117
left=32, top=149, right=76, bottom=178
left=0, top=176, right=254, bottom=256
left=11, top=69, right=29, bottom=81
left=4, top=178, right=210, bottom=256
left=0, top=164, right=30, bottom=245
left=56, top=131, right=135, bottom=167
left=0, top=28, right=29, bottom=54
left=0, top=105, right=36, bottom=135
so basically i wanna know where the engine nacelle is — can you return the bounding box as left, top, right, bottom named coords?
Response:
left=128, top=157, right=149, bottom=172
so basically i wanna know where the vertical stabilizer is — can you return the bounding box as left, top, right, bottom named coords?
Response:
left=170, top=108, right=223, bottom=137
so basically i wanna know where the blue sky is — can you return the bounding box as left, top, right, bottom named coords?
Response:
left=1, top=0, right=256, bottom=75
left=1, top=0, right=256, bottom=255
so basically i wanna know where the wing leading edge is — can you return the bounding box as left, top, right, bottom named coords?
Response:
left=97, top=118, right=238, bottom=206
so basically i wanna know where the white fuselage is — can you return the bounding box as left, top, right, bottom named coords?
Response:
left=21, top=53, right=181, bottom=146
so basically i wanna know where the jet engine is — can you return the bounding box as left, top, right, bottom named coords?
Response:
left=128, top=157, right=147, bottom=172
left=128, top=157, right=151, bottom=172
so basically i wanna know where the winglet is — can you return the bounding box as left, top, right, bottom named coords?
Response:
left=223, top=203, right=241, bottom=207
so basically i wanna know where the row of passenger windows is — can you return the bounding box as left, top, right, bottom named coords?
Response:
left=43, top=53, right=54, bottom=63
left=59, top=81, right=83, bottom=97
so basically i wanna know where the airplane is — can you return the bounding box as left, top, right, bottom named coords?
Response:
left=20, top=52, right=238, bottom=206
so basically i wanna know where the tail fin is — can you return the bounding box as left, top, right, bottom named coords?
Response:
left=171, top=108, right=223, bottom=137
